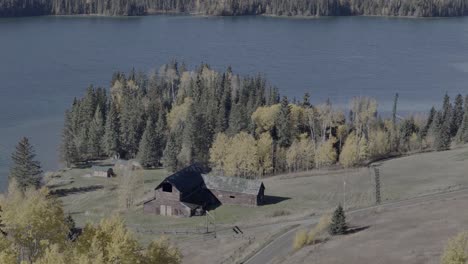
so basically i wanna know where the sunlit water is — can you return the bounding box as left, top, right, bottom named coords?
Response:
left=1, top=15, right=468, bottom=190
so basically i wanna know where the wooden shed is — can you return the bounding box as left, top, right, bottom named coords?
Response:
left=91, top=166, right=114, bottom=178
left=202, top=175, right=265, bottom=206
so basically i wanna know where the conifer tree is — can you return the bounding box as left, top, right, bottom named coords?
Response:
left=61, top=110, right=79, bottom=167
left=104, top=101, right=121, bottom=158
left=451, top=94, right=464, bottom=137
left=421, top=106, right=436, bottom=139
left=328, top=204, right=347, bottom=235
left=137, top=117, right=159, bottom=168
left=276, top=96, right=292, bottom=148
left=9, top=137, right=43, bottom=190
left=87, top=105, right=105, bottom=159
left=456, top=95, right=468, bottom=143
left=436, top=94, right=453, bottom=150
left=163, top=131, right=181, bottom=172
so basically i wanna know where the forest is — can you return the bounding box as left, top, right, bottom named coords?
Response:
left=2, top=0, right=468, bottom=17
left=60, top=61, right=468, bottom=178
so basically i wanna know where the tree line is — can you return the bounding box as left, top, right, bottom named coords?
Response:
left=2, top=0, right=468, bottom=17
left=60, top=62, right=468, bottom=178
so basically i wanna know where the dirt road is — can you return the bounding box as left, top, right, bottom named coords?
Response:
left=244, top=188, right=468, bottom=264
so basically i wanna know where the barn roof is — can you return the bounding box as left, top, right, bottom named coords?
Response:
left=202, top=175, right=264, bottom=195
left=156, top=164, right=205, bottom=193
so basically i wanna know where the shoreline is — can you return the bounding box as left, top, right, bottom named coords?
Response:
left=1, top=11, right=466, bottom=19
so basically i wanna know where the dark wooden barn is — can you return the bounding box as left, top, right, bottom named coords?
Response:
left=143, top=164, right=265, bottom=217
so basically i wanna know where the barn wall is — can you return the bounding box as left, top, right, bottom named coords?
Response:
left=143, top=183, right=192, bottom=217
left=143, top=199, right=191, bottom=217
left=155, top=183, right=181, bottom=201
left=209, top=189, right=258, bottom=206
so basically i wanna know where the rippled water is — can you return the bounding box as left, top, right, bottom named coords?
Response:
left=1, top=15, right=468, bottom=190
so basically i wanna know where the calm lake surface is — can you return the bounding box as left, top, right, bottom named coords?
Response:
left=1, top=15, right=468, bottom=189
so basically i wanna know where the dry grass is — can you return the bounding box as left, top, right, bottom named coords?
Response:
left=45, top=145, right=468, bottom=263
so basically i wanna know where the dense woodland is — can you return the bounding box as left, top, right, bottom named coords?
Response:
left=60, top=62, right=468, bottom=178
left=2, top=0, right=468, bottom=17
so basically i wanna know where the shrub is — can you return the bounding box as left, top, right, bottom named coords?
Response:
left=328, top=205, right=347, bottom=235
left=308, top=213, right=332, bottom=244
left=441, top=231, right=468, bottom=264
left=270, top=209, right=291, bottom=217
left=293, top=229, right=308, bottom=250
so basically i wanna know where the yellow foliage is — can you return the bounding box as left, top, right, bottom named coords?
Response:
left=144, top=237, right=182, bottom=264
left=257, top=133, right=274, bottom=176
left=76, top=216, right=142, bottom=264
left=339, top=132, right=359, bottom=168
left=441, top=231, right=468, bottom=264
left=0, top=235, right=17, bottom=264
left=209, top=133, right=231, bottom=173
left=1, top=186, right=69, bottom=262
left=293, top=229, right=308, bottom=250
left=167, top=97, right=193, bottom=130
left=35, top=244, right=70, bottom=264
left=251, top=104, right=280, bottom=134
left=368, top=129, right=391, bottom=157
left=225, top=132, right=259, bottom=177
left=315, top=137, right=337, bottom=168
left=286, top=136, right=315, bottom=171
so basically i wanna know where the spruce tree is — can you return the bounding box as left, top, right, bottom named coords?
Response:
left=456, top=95, right=468, bottom=143
left=61, top=110, right=79, bottom=167
left=163, top=131, right=181, bottom=172
left=88, top=105, right=105, bottom=159
left=421, top=106, right=436, bottom=139
left=451, top=94, right=464, bottom=137
left=276, top=96, right=292, bottom=148
left=104, top=101, right=121, bottom=158
left=9, top=137, right=43, bottom=190
left=137, top=117, right=160, bottom=168
left=329, top=204, right=347, bottom=235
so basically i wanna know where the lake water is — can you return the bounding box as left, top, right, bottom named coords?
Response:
left=1, top=15, right=468, bottom=190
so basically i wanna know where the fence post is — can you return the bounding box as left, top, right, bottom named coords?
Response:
left=374, top=167, right=381, bottom=204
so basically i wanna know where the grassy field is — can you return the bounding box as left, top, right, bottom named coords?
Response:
left=286, top=190, right=468, bottom=264
left=46, top=144, right=468, bottom=263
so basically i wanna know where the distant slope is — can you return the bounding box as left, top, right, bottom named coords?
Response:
left=1, top=0, right=468, bottom=17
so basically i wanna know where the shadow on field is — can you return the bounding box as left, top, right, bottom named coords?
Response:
left=50, top=185, right=104, bottom=197
left=262, top=195, right=290, bottom=205
left=345, top=225, right=370, bottom=235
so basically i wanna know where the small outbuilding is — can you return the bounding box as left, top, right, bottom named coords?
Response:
left=91, top=166, right=115, bottom=178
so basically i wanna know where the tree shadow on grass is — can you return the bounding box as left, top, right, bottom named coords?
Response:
left=50, top=185, right=104, bottom=197
left=345, top=225, right=370, bottom=235
left=261, top=195, right=290, bottom=206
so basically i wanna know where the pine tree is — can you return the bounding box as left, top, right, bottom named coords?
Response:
left=456, top=95, right=468, bottom=143
left=61, top=110, right=78, bottom=167
left=137, top=117, right=160, bottom=168
left=276, top=96, right=292, bottom=148
left=434, top=111, right=451, bottom=151
left=421, top=106, right=436, bottom=139
left=328, top=204, right=347, bottom=235
left=451, top=94, right=464, bottom=137
left=88, top=105, right=105, bottom=159
left=104, top=101, right=121, bottom=158
left=216, top=73, right=231, bottom=133
left=392, top=93, right=399, bottom=126
left=163, top=131, right=181, bottom=172
left=9, top=137, right=43, bottom=190
left=437, top=94, right=453, bottom=150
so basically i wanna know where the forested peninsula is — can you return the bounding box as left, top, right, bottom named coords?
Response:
left=2, top=0, right=468, bottom=17
left=61, top=61, right=468, bottom=177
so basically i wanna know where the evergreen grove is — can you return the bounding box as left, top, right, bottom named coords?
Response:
left=61, top=62, right=468, bottom=177
left=3, top=0, right=468, bottom=17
